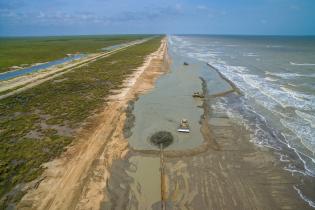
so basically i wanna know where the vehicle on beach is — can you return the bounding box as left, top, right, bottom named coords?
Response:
left=177, top=118, right=190, bottom=133
left=183, top=62, right=189, bottom=66
left=192, top=91, right=204, bottom=98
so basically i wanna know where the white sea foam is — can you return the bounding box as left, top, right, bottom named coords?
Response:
left=224, top=44, right=239, bottom=47
left=169, top=35, right=315, bottom=178
left=284, top=167, right=309, bottom=176
left=243, top=52, right=258, bottom=57
left=266, top=45, right=282, bottom=48
left=265, top=76, right=278, bottom=82
left=214, top=98, right=282, bottom=150
left=280, top=86, right=314, bottom=102
left=293, top=186, right=315, bottom=208
left=296, top=110, right=315, bottom=128
left=172, top=34, right=315, bottom=207
left=265, top=71, right=303, bottom=79
left=290, top=62, right=315, bottom=66
left=212, top=63, right=315, bottom=110
left=212, top=89, right=315, bottom=178
left=281, top=119, right=315, bottom=153
left=206, top=62, right=315, bottom=174
left=168, top=37, right=174, bottom=45
left=232, top=68, right=313, bottom=110
left=278, top=154, right=290, bottom=162
left=287, top=83, right=297, bottom=87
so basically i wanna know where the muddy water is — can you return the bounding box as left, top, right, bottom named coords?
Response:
left=101, top=153, right=162, bottom=210
left=126, top=156, right=161, bottom=208
left=102, top=39, right=233, bottom=209
left=102, top=37, right=314, bottom=210
left=128, top=49, right=230, bottom=151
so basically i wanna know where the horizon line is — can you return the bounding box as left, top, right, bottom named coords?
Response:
left=1, top=33, right=315, bottom=38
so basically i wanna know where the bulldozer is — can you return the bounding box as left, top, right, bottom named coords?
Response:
left=177, top=119, right=190, bottom=133
left=192, top=91, right=204, bottom=98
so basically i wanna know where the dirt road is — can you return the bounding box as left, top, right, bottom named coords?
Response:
left=17, top=38, right=169, bottom=210
left=17, top=36, right=313, bottom=210
left=0, top=39, right=149, bottom=100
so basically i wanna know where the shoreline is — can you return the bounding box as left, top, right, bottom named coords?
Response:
left=17, top=38, right=169, bottom=210
left=14, top=36, right=315, bottom=209
left=207, top=60, right=315, bottom=207
left=102, top=38, right=314, bottom=209
left=207, top=63, right=242, bottom=95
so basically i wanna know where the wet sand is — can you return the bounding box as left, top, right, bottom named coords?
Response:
left=17, top=37, right=315, bottom=210
left=105, top=109, right=313, bottom=209
left=102, top=41, right=314, bottom=209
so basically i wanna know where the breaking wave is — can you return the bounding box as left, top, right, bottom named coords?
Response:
left=169, top=35, right=315, bottom=208
left=169, top=35, right=315, bottom=170
left=290, top=62, right=315, bottom=66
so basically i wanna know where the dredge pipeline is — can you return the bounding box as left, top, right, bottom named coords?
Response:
left=160, top=144, right=166, bottom=210
left=149, top=131, right=173, bottom=209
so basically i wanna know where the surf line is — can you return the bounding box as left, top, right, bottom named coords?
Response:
left=207, top=63, right=242, bottom=95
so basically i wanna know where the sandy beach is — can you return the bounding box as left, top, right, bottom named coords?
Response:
left=17, top=38, right=169, bottom=210
left=102, top=38, right=314, bottom=210
left=17, top=36, right=315, bottom=210
left=2, top=0, right=314, bottom=208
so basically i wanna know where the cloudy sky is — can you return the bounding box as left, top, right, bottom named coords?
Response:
left=0, top=0, right=314, bottom=36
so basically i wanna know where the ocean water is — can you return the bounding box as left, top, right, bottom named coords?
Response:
left=169, top=35, right=315, bottom=204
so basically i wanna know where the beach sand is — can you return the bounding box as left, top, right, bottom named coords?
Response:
left=17, top=38, right=169, bottom=210
left=103, top=93, right=313, bottom=210
left=101, top=44, right=314, bottom=210
left=18, top=37, right=315, bottom=210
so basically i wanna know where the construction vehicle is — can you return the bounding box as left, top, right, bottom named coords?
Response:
left=177, top=119, right=190, bottom=133
left=192, top=91, right=204, bottom=98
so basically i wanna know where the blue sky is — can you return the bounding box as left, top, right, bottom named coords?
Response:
left=0, top=0, right=315, bottom=36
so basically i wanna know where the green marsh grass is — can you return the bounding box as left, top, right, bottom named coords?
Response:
left=0, top=36, right=163, bottom=207
left=0, top=35, right=150, bottom=72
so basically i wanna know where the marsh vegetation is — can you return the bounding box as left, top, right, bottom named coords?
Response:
left=0, top=36, right=162, bottom=206
left=0, top=35, right=149, bottom=72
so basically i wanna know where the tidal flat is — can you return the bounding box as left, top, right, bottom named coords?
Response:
left=103, top=36, right=315, bottom=209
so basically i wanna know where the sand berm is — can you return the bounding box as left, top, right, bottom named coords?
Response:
left=17, top=38, right=169, bottom=210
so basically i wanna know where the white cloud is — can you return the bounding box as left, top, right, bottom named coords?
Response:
left=0, top=4, right=183, bottom=27
left=196, top=5, right=208, bottom=10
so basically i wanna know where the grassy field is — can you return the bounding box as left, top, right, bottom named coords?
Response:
left=0, top=36, right=163, bottom=207
left=0, top=35, right=150, bottom=72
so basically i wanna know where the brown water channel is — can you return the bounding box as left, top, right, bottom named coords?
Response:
left=102, top=38, right=315, bottom=210
left=102, top=40, right=235, bottom=209
left=128, top=47, right=231, bottom=151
